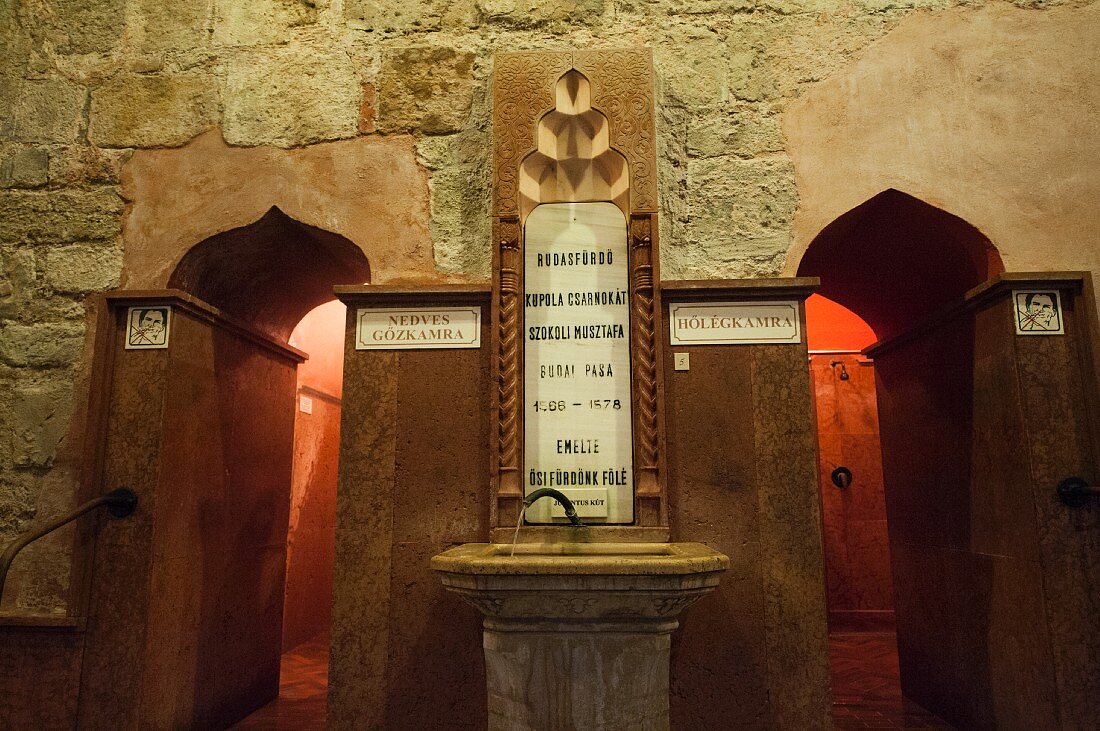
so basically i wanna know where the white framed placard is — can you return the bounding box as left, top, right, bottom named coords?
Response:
left=355, top=307, right=481, bottom=350
left=548, top=488, right=610, bottom=519
left=668, top=301, right=801, bottom=345
left=523, top=202, right=634, bottom=524
left=125, top=305, right=171, bottom=350
left=1012, top=290, right=1064, bottom=335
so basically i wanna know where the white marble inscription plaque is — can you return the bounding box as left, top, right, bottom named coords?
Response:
left=668, top=301, right=801, bottom=345
left=524, top=203, right=634, bottom=524
left=355, top=307, right=480, bottom=350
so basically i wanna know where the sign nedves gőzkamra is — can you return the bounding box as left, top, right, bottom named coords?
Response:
left=355, top=307, right=481, bottom=350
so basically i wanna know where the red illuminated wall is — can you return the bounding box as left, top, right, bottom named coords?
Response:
left=807, top=295, right=893, bottom=631
left=283, top=300, right=345, bottom=651
left=805, top=295, right=876, bottom=353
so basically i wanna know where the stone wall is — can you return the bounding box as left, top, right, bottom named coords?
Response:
left=1, top=0, right=1098, bottom=613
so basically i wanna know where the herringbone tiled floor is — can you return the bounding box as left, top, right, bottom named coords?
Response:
left=830, top=632, right=956, bottom=730
left=231, top=634, right=328, bottom=730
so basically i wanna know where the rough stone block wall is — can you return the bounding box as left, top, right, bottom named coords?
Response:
left=1, top=0, right=1097, bottom=612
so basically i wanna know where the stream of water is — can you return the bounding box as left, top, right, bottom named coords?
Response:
left=510, top=505, right=528, bottom=557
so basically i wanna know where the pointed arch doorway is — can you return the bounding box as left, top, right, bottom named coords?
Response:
left=76, top=207, right=368, bottom=728
left=799, top=190, right=1100, bottom=729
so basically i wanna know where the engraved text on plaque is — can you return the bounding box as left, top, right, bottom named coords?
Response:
left=523, top=203, right=634, bottom=523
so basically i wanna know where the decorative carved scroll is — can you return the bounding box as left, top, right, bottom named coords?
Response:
left=630, top=215, right=660, bottom=494
left=574, top=49, right=658, bottom=213
left=493, top=52, right=573, bottom=217
left=495, top=216, right=522, bottom=493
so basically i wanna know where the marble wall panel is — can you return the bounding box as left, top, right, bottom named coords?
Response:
left=665, top=342, right=771, bottom=728
left=385, top=342, right=489, bottom=727
left=1011, top=295, right=1100, bottom=728
left=77, top=304, right=167, bottom=729
left=664, top=285, right=830, bottom=730
left=811, top=355, right=893, bottom=629
left=385, top=541, right=485, bottom=729
left=873, top=282, right=1098, bottom=729
left=0, top=627, right=84, bottom=729
left=193, top=320, right=297, bottom=728
left=329, top=290, right=490, bottom=729
left=841, top=433, right=887, bottom=519
left=328, top=344, right=397, bottom=730
left=876, top=320, right=978, bottom=553
left=328, top=524, right=392, bottom=728
left=283, top=391, right=340, bottom=652
left=751, top=344, right=831, bottom=730
left=77, top=301, right=300, bottom=728
left=891, top=544, right=1058, bottom=729
left=969, top=304, right=1039, bottom=559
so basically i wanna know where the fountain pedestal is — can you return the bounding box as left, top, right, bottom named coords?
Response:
left=431, top=542, right=728, bottom=731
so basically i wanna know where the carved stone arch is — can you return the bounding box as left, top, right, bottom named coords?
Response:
left=797, top=188, right=1004, bottom=339
left=518, top=69, right=630, bottom=221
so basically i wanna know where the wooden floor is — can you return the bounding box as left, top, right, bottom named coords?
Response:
left=232, top=630, right=955, bottom=729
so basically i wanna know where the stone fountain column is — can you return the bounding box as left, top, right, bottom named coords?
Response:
left=432, top=50, right=730, bottom=730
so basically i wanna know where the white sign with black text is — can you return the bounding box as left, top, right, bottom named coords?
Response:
left=668, top=301, right=801, bottom=345
left=523, top=203, right=634, bottom=524
left=549, top=488, right=610, bottom=519
left=355, top=306, right=481, bottom=350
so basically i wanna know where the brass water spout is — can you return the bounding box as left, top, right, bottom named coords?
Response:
left=524, top=488, right=585, bottom=527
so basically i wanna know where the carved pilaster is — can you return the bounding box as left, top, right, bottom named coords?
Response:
left=630, top=215, right=660, bottom=495
left=496, top=217, right=522, bottom=494
left=490, top=51, right=666, bottom=536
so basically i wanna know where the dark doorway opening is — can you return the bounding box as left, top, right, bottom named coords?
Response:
left=168, top=207, right=367, bottom=728
left=807, top=294, right=892, bottom=634
left=226, top=299, right=345, bottom=731
left=799, top=190, right=1004, bottom=729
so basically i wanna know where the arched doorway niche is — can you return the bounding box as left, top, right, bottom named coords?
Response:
left=804, top=295, right=890, bottom=639
left=38, top=131, right=440, bottom=626
left=162, top=207, right=365, bottom=725
left=66, top=198, right=371, bottom=726
left=799, top=189, right=1013, bottom=729
left=798, top=188, right=1004, bottom=340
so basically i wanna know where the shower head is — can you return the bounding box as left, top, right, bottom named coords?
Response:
left=830, top=360, right=850, bottom=381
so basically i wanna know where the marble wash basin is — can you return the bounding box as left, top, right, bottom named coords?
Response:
left=433, top=541, right=727, bottom=575
left=432, top=542, right=728, bottom=729
left=431, top=542, right=727, bottom=619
